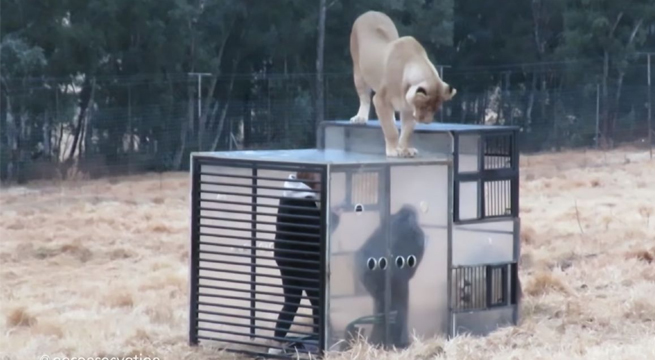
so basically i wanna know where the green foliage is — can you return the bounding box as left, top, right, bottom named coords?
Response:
left=0, top=0, right=654, bottom=182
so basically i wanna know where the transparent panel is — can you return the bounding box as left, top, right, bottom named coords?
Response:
left=388, top=163, right=449, bottom=348
left=452, top=220, right=515, bottom=266
left=327, top=126, right=453, bottom=158
left=324, top=126, right=346, bottom=151
left=345, top=127, right=386, bottom=155
left=452, top=307, right=516, bottom=337
left=458, top=181, right=478, bottom=221
left=458, top=135, right=479, bottom=173
left=327, top=168, right=386, bottom=351
left=405, top=132, right=452, bottom=156
left=196, top=164, right=324, bottom=352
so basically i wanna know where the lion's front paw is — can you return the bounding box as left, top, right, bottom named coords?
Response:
left=386, top=146, right=400, bottom=157
left=396, top=147, right=418, bottom=158
left=350, top=114, right=368, bottom=124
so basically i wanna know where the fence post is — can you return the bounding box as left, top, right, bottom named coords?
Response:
left=438, top=65, right=451, bottom=123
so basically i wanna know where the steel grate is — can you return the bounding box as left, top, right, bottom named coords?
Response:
left=451, top=264, right=514, bottom=311
left=454, top=131, right=519, bottom=223
left=483, top=179, right=512, bottom=217
left=190, top=158, right=328, bottom=358
left=483, top=133, right=513, bottom=170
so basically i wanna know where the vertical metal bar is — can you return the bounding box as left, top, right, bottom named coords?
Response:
left=595, top=83, right=600, bottom=149
left=383, top=164, right=392, bottom=347
left=189, top=156, right=201, bottom=345
left=476, top=267, right=482, bottom=308
left=501, top=266, right=509, bottom=305
left=477, top=134, right=485, bottom=219
left=452, top=133, right=460, bottom=223
left=446, top=161, right=454, bottom=337
left=648, top=54, right=652, bottom=160
left=319, top=165, right=329, bottom=354
left=510, top=263, right=520, bottom=305
left=198, top=75, right=202, bottom=151
left=512, top=130, right=520, bottom=217
left=513, top=217, right=521, bottom=324
left=485, top=266, right=492, bottom=308
left=250, top=165, right=258, bottom=338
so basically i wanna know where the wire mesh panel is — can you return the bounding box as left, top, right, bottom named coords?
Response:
left=189, top=155, right=328, bottom=359
left=351, top=171, right=379, bottom=206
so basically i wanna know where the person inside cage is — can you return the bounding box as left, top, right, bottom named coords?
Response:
left=270, top=170, right=343, bottom=354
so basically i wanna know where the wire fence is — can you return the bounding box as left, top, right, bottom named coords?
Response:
left=1, top=69, right=653, bottom=187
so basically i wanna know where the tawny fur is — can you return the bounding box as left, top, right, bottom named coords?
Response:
left=349, top=11, right=457, bottom=157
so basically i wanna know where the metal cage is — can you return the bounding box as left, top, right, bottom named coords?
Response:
left=189, top=154, right=329, bottom=359
left=189, top=121, right=523, bottom=357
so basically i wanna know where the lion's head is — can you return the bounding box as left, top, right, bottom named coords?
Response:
left=405, top=81, right=457, bottom=123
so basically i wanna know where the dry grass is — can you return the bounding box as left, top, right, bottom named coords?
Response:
left=2, top=146, right=655, bottom=360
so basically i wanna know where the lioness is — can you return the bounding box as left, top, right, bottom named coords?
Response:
left=349, top=11, right=457, bottom=157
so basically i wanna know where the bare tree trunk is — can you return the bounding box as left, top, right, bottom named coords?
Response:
left=0, top=80, right=13, bottom=181
left=199, top=20, right=236, bottom=139
left=525, top=73, right=537, bottom=133
left=173, top=80, right=194, bottom=170
left=67, top=77, right=95, bottom=161
left=43, top=110, right=51, bottom=160
left=55, top=85, right=63, bottom=161
left=600, top=13, right=624, bottom=148
left=602, top=50, right=610, bottom=146
left=315, top=0, right=327, bottom=127
left=56, top=122, right=64, bottom=162
left=611, top=19, right=643, bottom=142
left=211, top=60, right=239, bottom=151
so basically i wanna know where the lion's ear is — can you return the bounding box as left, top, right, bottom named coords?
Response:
left=406, top=84, right=428, bottom=104
left=442, top=84, right=457, bottom=101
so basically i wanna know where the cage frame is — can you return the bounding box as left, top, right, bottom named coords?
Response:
left=188, top=149, right=457, bottom=358
left=316, top=120, right=522, bottom=337
left=189, top=119, right=523, bottom=356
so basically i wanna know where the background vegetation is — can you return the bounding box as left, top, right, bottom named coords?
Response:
left=1, top=0, right=655, bottom=183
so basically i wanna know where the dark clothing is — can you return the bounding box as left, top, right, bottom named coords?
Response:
left=273, top=187, right=340, bottom=340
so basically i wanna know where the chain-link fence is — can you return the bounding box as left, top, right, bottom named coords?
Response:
left=1, top=67, right=653, bottom=186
